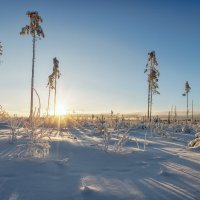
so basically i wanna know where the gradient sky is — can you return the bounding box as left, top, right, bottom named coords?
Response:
left=0, top=0, right=200, bottom=115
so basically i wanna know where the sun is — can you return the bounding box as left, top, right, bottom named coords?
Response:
left=55, top=103, right=67, bottom=116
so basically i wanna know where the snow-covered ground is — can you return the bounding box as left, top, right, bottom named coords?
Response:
left=0, top=123, right=200, bottom=200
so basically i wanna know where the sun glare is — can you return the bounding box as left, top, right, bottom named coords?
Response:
left=55, top=104, right=67, bottom=116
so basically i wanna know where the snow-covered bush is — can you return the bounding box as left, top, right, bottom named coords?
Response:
left=137, top=122, right=147, bottom=129
left=114, top=129, right=130, bottom=152
left=188, top=138, right=200, bottom=148
left=113, top=115, right=120, bottom=130
left=26, top=138, right=50, bottom=158
left=103, top=131, right=111, bottom=151
left=96, top=115, right=106, bottom=134
left=0, top=105, right=9, bottom=120
left=22, top=116, right=52, bottom=158
left=153, top=123, right=167, bottom=136
left=9, top=116, right=23, bottom=143
left=195, top=132, right=200, bottom=138
left=188, top=132, right=200, bottom=149
left=173, top=124, right=182, bottom=133
left=182, top=124, right=194, bottom=134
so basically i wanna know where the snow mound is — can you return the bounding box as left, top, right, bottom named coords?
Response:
left=195, top=132, right=200, bottom=138
left=188, top=138, right=200, bottom=149
left=80, top=176, right=102, bottom=193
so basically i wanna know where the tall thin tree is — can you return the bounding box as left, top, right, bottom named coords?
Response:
left=46, top=73, right=55, bottom=116
left=53, top=58, right=61, bottom=116
left=182, top=81, right=191, bottom=122
left=0, top=42, right=3, bottom=62
left=20, top=11, right=45, bottom=122
left=174, top=105, right=177, bottom=122
left=0, top=42, right=2, bottom=55
left=144, top=51, right=160, bottom=122
left=192, top=100, right=194, bottom=123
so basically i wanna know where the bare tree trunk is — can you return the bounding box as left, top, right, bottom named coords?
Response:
left=30, top=33, right=36, bottom=123
left=33, top=88, right=41, bottom=117
left=186, top=92, right=189, bottom=123
left=150, top=87, right=153, bottom=122
left=47, top=87, right=51, bottom=116
left=54, top=76, right=57, bottom=116
left=168, top=111, right=171, bottom=124
left=170, top=105, right=173, bottom=124
left=174, top=106, right=177, bottom=122
left=192, top=100, right=193, bottom=123
left=147, top=82, right=150, bottom=121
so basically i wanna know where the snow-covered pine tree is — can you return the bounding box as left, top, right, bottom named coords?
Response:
left=20, top=11, right=45, bottom=123
left=182, top=81, right=191, bottom=122
left=145, top=51, right=160, bottom=122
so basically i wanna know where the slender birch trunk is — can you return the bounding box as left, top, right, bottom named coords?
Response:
left=47, top=87, right=51, bottom=116
left=54, top=74, right=57, bottom=116
left=30, top=33, right=36, bottom=122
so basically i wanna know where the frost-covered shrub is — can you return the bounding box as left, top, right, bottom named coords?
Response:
left=151, top=122, right=195, bottom=136
left=188, top=131, right=200, bottom=148
left=0, top=105, right=9, bottom=120
left=103, top=131, right=111, bottom=151
left=153, top=123, right=166, bottom=136
left=9, top=116, right=23, bottom=143
left=195, top=132, right=200, bottom=138
left=188, top=138, right=200, bottom=148
left=26, top=139, right=50, bottom=158
left=182, top=124, right=194, bottom=134
left=191, top=123, right=200, bottom=133
left=96, top=115, right=106, bottom=134
left=137, top=122, right=147, bottom=129
left=22, top=117, right=52, bottom=158
left=114, top=130, right=130, bottom=152
left=173, top=124, right=182, bottom=133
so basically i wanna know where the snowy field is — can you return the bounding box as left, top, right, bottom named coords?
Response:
left=0, top=120, right=200, bottom=200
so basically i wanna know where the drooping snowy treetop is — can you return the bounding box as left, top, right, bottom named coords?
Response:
left=20, top=11, right=45, bottom=38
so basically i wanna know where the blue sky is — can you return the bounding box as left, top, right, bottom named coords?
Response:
left=0, top=0, right=200, bottom=115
